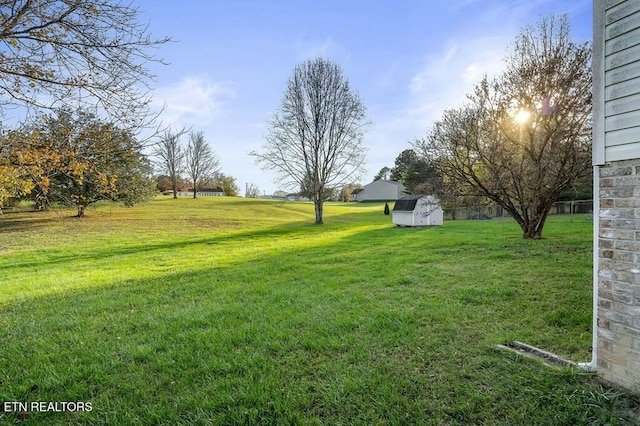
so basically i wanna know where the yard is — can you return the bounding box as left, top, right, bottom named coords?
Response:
left=1, top=197, right=638, bottom=424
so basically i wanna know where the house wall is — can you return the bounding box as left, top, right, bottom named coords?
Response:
left=358, top=180, right=405, bottom=201
left=597, top=159, right=640, bottom=391
left=594, top=0, right=640, bottom=392
left=593, top=0, right=640, bottom=163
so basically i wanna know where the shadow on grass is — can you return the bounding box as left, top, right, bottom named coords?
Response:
left=2, top=220, right=635, bottom=424
left=0, top=213, right=63, bottom=233
left=0, top=204, right=404, bottom=272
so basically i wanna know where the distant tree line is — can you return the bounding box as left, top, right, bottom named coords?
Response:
left=1, top=112, right=238, bottom=215
left=0, top=0, right=242, bottom=212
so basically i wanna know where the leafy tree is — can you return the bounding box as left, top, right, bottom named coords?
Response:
left=16, top=109, right=155, bottom=216
left=0, top=127, right=59, bottom=209
left=153, top=128, right=187, bottom=199
left=0, top=0, right=168, bottom=130
left=0, top=1, right=169, bottom=208
left=559, top=170, right=593, bottom=201
left=1, top=113, right=110, bottom=212
left=251, top=57, right=369, bottom=224
left=338, top=183, right=363, bottom=202
left=185, top=131, right=220, bottom=199
left=0, top=164, right=30, bottom=209
left=114, top=156, right=156, bottom=208
left=390, top=149, right=439, bottom=193
left=418, top=15, right=591, bottom=239
left=155, top=175, right=173, bottom=193
left=215, top=173, right=239, bottom=196
left=390, top=150, right=416, bottom=181
left=404, top=160, right=439, bottom=194
left=374, top=166, right=390, bottom=181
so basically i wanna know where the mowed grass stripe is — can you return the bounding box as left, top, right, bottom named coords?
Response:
left=1, top=197, right=638, bottom=425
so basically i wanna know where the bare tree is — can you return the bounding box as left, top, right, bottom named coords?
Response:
left=417, top=15, right=591, bottom=239
left=153, top=128, right=187, bottom=199
left=245, top=183, right=260, bottom=198
left=185, top=131, right=220, bottom=199
left=250, top=57, right=369, bottom=224
left=0, top=0, right=169, bottom=132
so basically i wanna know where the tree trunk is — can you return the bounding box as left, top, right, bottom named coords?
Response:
left=192, top=185, right=197, bottom=199
left=521, top=209, right=550, bottom=239
left=522, top=225, right=539, bottom=239
left=314, top=200, right=324, bottom=224
left=34, top=196, right=46, bottom=211
left=76, top=205, right=86, bottom=218
left=172, top=179, right=179, bottom=199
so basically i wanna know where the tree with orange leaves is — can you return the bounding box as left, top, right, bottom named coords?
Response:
left=2, top=109, right=155, bottom=216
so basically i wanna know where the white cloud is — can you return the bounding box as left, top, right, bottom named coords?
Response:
left=153, top=75, right=236, bottom=130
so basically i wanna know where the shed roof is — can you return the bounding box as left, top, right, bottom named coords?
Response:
left=393, top=196, right=419, bottom=211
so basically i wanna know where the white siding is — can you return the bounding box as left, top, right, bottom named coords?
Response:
left=392, top=211, right=415, bottom=227
left=595, top=0, right=640, bottom=163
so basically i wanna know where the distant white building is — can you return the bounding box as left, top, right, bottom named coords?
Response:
left=179, top=187, right=224, bottom=197
left=392, top=195, right=443, bottom=227
left=286, top=193, right=310, bottom=202
left=357, top=180, right=405, bottom=201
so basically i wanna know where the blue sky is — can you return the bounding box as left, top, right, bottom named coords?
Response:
left=138, top=0, right=592, bottom=196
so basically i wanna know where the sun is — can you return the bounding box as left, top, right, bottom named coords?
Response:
left=514, top=108, right=531, bottom=124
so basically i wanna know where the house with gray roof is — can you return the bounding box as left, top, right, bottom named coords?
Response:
left=356, top=180, right=405, bottom=201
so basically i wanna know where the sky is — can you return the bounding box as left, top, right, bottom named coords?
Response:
left=137, top=0, right=593, bottom=196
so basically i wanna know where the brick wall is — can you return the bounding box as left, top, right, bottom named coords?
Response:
left=598, top=159, right=640, bottom=391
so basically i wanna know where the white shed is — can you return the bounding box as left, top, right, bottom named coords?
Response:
left=392, top=195, right=443, bottom=227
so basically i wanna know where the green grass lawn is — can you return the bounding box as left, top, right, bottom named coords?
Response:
left=1, top=197, right=638, bottom=424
